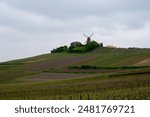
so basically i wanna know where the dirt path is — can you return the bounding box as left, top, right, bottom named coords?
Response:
left=134, top=58, right=150, bottom=66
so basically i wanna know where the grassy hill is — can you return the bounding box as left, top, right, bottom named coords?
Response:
left=0, top=47, right=150, bottom=99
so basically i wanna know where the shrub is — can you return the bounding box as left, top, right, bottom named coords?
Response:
left=69, top=46, right=86, bottom=53
left=68, top=65, right=150, bottom=70
left=81, top=65, right=92, bottom=69
left=85, top=41, right=100, bottom=51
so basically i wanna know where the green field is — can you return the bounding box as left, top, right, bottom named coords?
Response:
left=0, top=47, right=150, bottom=99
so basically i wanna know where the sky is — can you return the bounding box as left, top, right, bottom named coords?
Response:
left=0, top=0, right=150, bottom=62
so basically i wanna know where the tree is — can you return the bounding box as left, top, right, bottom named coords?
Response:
left=85, top=41, right=100, bottom=51
left=51, top=46, right=68, bottom=53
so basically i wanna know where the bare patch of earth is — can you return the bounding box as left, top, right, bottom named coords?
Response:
left=134, top=58, right=150, bottom=66
left=25, top=56, right=91, bottom=71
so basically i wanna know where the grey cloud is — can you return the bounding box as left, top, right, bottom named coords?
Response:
left=0, top=0, right=150, bottom=62
left=2, top=0, right=150, bottom=18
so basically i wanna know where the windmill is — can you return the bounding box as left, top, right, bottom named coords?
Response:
left=83, top=33, right=94, bottom=44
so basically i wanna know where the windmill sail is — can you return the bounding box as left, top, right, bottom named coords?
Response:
left=83, top=33, right=94, bottom=44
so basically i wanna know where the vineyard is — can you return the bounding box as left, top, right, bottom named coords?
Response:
left=0, top=47, right=150, bottom=99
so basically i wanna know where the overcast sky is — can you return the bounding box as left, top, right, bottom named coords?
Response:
left=0, top=0, right=150, bottom=62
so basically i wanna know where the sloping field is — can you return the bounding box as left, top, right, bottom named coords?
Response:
left=78, top=48, right=150, bottom=66
left=0, top=47, right=150, bottom=99
left=0, top=69, right=149, bottom=100
left=19, top=73, right=97, bottom=82
left=2, top=47, right=149, bottom=70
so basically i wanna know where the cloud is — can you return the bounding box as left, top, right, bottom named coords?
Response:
left=0, top=0, right=150, bottom=62
left=3, top=0, right=150, bottom=18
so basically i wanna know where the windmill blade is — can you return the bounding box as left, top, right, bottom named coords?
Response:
left=89, top=33, right=94, bottom=38
left=83, top=34, right=88, bottom=38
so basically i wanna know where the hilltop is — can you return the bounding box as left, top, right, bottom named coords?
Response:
left=1, top=47, right=149, bottom=70
left=0, top=47, right=150, bottom=99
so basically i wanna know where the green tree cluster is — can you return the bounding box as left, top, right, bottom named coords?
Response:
left=51, top=46, right=68, bottom=53
left=85, top=41, right=101, bottom=51
left=51, top=40, right=103, bottom=53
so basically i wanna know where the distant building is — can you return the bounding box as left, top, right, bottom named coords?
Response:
left=70, top=41, right=82, bottom=47
left=106, top=45, right=117, bottom=48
